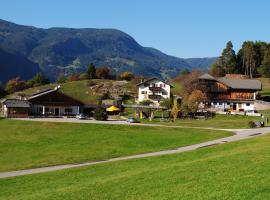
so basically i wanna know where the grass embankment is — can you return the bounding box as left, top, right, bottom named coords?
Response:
left=1, top=131, right=270, bottom=199
left=0, top=119, right=231, bottom=172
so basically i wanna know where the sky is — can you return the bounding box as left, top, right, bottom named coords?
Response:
left=0, top=0, right=270, bottom=58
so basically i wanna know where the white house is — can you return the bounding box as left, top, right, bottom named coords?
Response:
left=137, top=78, right=172, bottom=105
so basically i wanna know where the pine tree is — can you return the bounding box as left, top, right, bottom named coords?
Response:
left=219, top=41, right=237, bottom=74
left=86, top=63, right=96, bottom=79
left=258, top=49, right=270, bottom=78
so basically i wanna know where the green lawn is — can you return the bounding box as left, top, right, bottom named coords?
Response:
left=138, top=114, right=261, bottom=129
left=0, top=119, right=231, bottom=172
left=1, top=132, right=270, bottom=199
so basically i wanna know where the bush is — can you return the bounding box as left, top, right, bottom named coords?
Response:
left=248, top=121, right=256, bottom=128
left=139, top=99, right=153, bottom=106
left=94, top=106, right=108, bottom=121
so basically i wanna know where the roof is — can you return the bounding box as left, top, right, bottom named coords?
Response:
left=2, top=99, right=30, bottom=108
left=199, top=73, right=216, bottom=81
left=136, top=77, right=173, bottom=87
left=199, top=73, right=262, bottom=90
left=28, top=89, right=56, bottom=100
left=218, top=77, right=262, bottom=90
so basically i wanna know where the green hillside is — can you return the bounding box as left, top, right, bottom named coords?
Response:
left=7, top=79, right=137, bottom=104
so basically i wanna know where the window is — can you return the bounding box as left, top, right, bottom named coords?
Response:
left=141, top=91, right=147, bottom=94
left=213, top=102, right=217, bottom=105
left=219, top=102, right=222, bottom=105
left=246, top=103, right=250, bottom=106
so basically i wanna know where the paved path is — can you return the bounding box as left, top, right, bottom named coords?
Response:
left=1, top=120, right=270, bottom=179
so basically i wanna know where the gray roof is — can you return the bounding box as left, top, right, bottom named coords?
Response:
left=199, top=73, right=216, bottom=81
left=136, top=77, right=173, bottom=87
left=28, top=89, right=56, bottom=100
left=2, top=99, right=30, bottom=108
left=218, top=77, right=262, bottom=90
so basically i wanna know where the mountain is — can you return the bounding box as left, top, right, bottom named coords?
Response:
left=184, top=57, right=218, bottom=69
left=0, top=19, right=216, bottom=83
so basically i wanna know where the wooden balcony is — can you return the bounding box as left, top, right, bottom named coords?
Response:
left=149, top=87, right=163, bottom=92
left=149, top=95, right=162, bottom=100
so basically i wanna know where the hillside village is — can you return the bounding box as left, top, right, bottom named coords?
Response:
left=3, top=3, right=270, bottom=199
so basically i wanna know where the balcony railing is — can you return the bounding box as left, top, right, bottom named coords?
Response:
left=149, top=95, right=162, bottom=100
left=149, top=87, right=163, bottom=92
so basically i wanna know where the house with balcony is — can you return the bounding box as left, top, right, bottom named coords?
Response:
left=198, top=73, right=262, bottom=112
left=137, top=78, right=172, bottom=105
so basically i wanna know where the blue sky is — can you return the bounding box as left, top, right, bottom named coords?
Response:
left=1, top=0, right=270, bottom=58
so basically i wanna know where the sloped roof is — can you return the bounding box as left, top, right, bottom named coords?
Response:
left=199, top=73, right=216, bottom=81
left=218, top=77, right=262, bottom=90
left=136, top=77, right=173, bottom=87
left=2, top=99, right=30, bottom=108
left=28, top=89, right=56, bottom=100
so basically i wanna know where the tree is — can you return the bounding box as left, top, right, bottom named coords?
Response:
left=180, top=90, right=206, bottom=117
left=219, top=41, right=237, bottom=74
left=56, top=74, right=67, bottom=83
left=188, top=90, right=206, bottom=113
left=242, top=42, right=256, bottom=78
left=94, top=106, right=108, bottom=121
left=258, top=48, right=270, bottom=77
left=86, top=63, right=96, bottom=79
left=68, top=73, right=80, bottom=82
left=159, top=98, right=172, bottom=109
left=171, top=98, right=180, bottom=122
left=210, top=62, right=225, bottom=77
left=120, top=71, right=134, bottom=81
left=28, top=73, right=49, bottom=87
left=96, top=67, right=111, bottom=79
left=0, top=82, right=6, bottom=98
left=5, top=77, right=28, bottom=93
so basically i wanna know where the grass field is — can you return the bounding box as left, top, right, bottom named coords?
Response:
left=143, top=114, right=262, bottom=129
left=0, top=119, right=231, bottom=172
left=1, top=132, right=270, bottom=199
left=122, top=108, right=262, bottom=129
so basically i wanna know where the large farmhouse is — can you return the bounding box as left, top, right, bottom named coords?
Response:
left=1, top=87, right=83, bottom=118
left=137, top=78, right=172, bottom=105
left=199, top=74, right=262, bottom=112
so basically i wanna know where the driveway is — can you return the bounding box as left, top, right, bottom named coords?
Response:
left=1, top=118, right=270, bottom=179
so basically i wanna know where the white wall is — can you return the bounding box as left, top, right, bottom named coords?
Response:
left=138, top=80, right=171, bottom=104
left=210, top=102, right=254, bottom=111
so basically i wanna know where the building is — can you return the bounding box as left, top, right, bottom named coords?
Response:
left=1, top=99, right=30, bottom=118
left=28, top=88, right=83, bottom=116
left=137, top=78, right=172, bottom=105
left=198, top=73, right=262, bottom=112
left=1, top=87, right=84, bottom=118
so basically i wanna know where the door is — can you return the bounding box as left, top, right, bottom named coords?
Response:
left=233, top=104, right=237, bottom=110
left=55, top=108, right=59, bottom=116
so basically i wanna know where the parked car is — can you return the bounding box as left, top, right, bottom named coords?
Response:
left=126, top=117, right=139, bottom=123
left=76, top=114, right=87, bottom=120
left=246, top=110, right=261, bottom=117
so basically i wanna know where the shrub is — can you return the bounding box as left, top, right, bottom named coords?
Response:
left=120, top=71, right=134, bottom=81
left=248, top=121, right=256, bottom=128
left=94, top=106, right=108, bottom=121
left=139, top=99, right=153, bottom=106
